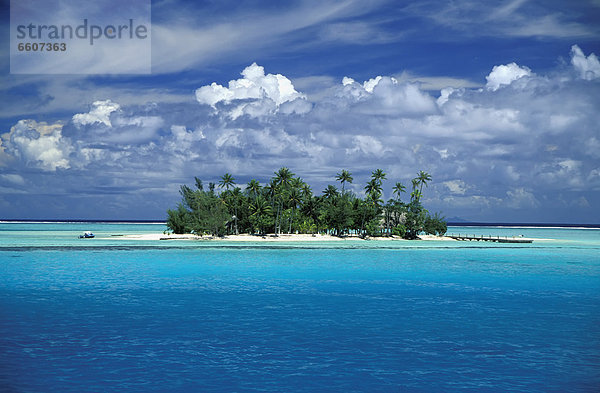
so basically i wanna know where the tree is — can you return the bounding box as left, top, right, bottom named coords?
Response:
left=323, top=184, right=339, bottom=200
left=274, top=167, right=294, bottom=187
left=223, top=187, right=243, bottom=234
left=194, top=177, right=204, bottom=191
left=300, top=195, right=321, bottom=233
left=219, top=173, right=235, bottom=191
left=166, top=204, right=188, bottom=234
left=336, top=169, right=353, bottom=193
left=393, top=182, right=406, bottom=201
left=410, top=178, right=421, bottom=202
left=273, top=167, right=295, bottom=234
left=246, top=179, right=261, bottom=199
left=167, top=167, right=445, bottom=240
left=250, top=196, right=273, bottom=235
left=287, top=187, right=303, bottom=233
left=404, top=199, right=427, bottom=240
left=364, top=178, right=381, bottom=197
left=372, top=169, right=387, bottom=184
left=322, top=193, right=353, bottom=236
left=417, top=170, right=432, bottom=194
left=424, top=212, right=447, bottom=236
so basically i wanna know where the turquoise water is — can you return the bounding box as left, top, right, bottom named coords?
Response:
left=1, top=223, right=599, bottom=392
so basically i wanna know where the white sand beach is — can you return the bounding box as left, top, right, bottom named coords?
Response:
left=110, top=233, right=457, bottom=242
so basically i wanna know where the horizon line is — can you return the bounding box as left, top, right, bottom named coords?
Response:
left=1, top=219, right=599, bottom=228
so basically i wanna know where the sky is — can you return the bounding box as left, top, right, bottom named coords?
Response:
left=0, top=0, right=599, bottom=223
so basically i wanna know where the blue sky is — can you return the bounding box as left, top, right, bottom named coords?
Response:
left=1, top=0, right=599, bottom=223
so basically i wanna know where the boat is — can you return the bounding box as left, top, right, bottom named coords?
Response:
left=79, top=231, right=95, bottom=239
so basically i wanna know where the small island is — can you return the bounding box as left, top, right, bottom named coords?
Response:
left=166, top=168, right=447, bottom=240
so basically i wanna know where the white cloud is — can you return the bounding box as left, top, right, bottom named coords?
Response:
left=0, top=174, right=26, bottom=185
left=196, top=63, right=305, bottom=108
left=443, top=180, right=467, bottom=195
left=538, top=159, right=585, bottom=189
left=70, top=99, right=165, bottom=144
left=337, top=76, right=438, bottom=116
left=2, top=45, right=599, bottom=222
left=72, top=100, right=121, bottom=127
left=571, top=45, right=600, bottom=80
left=363, top=76, right=383, bottom=93
left=486, top=63, right=533, bottom=91
left=346, top=135, right=387, bottom=156
left=342, top=76, right=355, bottom=86
left=2, top=120, right=71, bottom=171
left=150, top=1, right=386, bottom=74
left=506, top=188, right=539, bottom=209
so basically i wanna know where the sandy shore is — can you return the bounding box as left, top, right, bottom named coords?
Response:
left=109, top=233, right=457, bottom=242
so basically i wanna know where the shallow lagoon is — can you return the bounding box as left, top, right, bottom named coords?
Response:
left=1, top=223, right=599, bottom=392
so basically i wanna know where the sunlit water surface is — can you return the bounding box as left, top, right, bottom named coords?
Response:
left=1, top=223, right=599, bottom=392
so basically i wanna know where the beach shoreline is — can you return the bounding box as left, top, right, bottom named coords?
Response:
left=103, top=232, right=551, bottom=243
left=109, top=233, right=477, bottom=242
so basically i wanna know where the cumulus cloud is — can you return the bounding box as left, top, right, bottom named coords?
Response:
left=2, top=120, right=71, bottom=171
left=2, top=46, right=599, bottom=222
left=485, top=62, right=533, bottom=91
left=506, top=188, right=539, bottom=209
left=195, top=63, right=305, bottom=116
left=336, top=75, right=438, bottom=116
left=443, top=180, right=467, bottom=195
left=70, top=99, right=165, bottom=144
left=0, top=174, right=26, bottom=186
left=72, top=100, right=121, bottom=127
left=346, top=135, right=388, bottom=156
left=570, top=45, right=600, bottom=80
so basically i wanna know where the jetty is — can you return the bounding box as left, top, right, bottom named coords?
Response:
left=447, top=234, right=533, bottom=243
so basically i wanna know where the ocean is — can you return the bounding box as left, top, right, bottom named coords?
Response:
left=0, top=222, right=599, bottom=392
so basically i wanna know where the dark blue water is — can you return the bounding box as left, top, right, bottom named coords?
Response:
left=1, top=225, right=599, bottom=392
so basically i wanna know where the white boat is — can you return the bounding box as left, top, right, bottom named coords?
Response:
left=79, top=231, right=95, bottom=238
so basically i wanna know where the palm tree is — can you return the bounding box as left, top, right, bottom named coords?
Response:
left=301, top=183, right=312, bottom=199
left=250, top=196, right=272, bottom=235
left=336, top=170, right=353, bottom=193
left=323, top=185, right=339, bottom=200
left=290, top=177, right=304, bottom=190
left=273, top=167, right=294, bottom=234
left=364, top=178, right=381, bottom=196
left=246, top=179, right=261, bottom=199
left=274, top=167, right=294, bottom=187
left=194, top=177, right=203, bottom=191
left=392, top=182, right=406, bottom=201
left=264, top=179, right=278, bottom=200
left=230, top=187, right=242, bottom=234
left=287, top=187, right=302, bottom=233
left=417, top=171, right=432, bottom=194
left=219, top=173, right=235, bottom=191
left=371, top=169, right=387, bottom=184
left=410, top=178, right=421, bottom=202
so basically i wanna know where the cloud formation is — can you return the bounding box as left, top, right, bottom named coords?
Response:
left=195, top=63, right=307, bottom=120
left=2, top=120, right=71, bottom=171
left=571, top=44, right=600, bottom=80
left=72, top=100, right=121, bottom=127
left=1, top=46, right=599, bottom=222
left=485, top=63, right=533, bottom=91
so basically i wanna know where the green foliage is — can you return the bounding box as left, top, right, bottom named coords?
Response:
left=404, top=200, right=427, bottom=239
left=166, top=169, right=446, bottom=239
left=423, top=212, right=448, bottom=236
left=365, top=219, right=381, bottom=237
left=392, top=224, right=406, bottom=238
left=166, top=204, right=188, bottom=234
left=321, top=193, right=354, bottom=236
left=297, top=218, right=317, bottom=234
left=249, top=195, right=272, bottom=235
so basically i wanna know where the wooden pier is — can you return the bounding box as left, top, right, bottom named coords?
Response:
left=447, top=234, right=533, bottom=243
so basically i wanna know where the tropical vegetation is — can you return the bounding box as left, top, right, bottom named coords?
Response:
left=167, top=168, right=447, bottom=239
